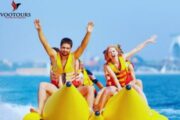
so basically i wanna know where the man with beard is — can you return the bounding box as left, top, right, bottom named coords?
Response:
left=30, top=19, right=94, bottom=115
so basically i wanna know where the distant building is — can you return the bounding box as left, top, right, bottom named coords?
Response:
left=159, top=35, right=180, bottom=73
left=170, top=35, right=180, bottom=60
left=0, top=60, right=49, bottom=76
left=131, top=55, right=145, bottom=71
left=1, top=36, right=180, bottom=75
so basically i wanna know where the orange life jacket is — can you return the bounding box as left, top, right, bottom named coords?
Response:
left=107, top=56, right=133, bottom=87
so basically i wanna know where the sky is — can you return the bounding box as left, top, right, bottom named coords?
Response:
left=0, top=0, right=180, bottom=62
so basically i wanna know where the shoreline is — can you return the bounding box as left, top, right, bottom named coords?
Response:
left=0, top=71, right=180, bottom=77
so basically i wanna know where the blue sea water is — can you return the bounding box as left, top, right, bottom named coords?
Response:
left=0, top=74, right=180, bottom=120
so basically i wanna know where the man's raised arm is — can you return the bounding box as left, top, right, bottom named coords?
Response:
left=73, top=22, right=94, bottom=59
left=34, top=19, right=56, bottom=58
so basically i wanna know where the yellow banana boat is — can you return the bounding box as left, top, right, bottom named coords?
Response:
left=23, top=83, right=168, bottom=120
left=102, top=85, right=168, bottom=120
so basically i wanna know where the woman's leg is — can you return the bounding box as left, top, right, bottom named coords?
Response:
left=93, top=88, right=106, bottom=111
left=78, top=85, right=95, bottom=111
left=135, top=79, right=143, bottom=89
left=98, top=86, right=117, bottom=112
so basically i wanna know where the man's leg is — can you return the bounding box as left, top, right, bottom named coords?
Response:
left=30, top=82, right=58, bottom=115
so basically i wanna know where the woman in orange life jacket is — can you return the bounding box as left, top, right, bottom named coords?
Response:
left=30, top=19, right=94, bottom=115
left=94, top=35, right=157, bottom=112
left=106, top=44, right=143, bottom=89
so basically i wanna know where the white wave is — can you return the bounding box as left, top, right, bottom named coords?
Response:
left=157, top=108, right=180, bottom=119
left=0, top=102, right=33, bottom=120
left=158, top=108, right=180, bottom=114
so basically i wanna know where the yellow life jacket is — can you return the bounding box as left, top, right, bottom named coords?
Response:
left=82, top=69, right=93, bottom=86
left=108, top=56, right=132, bottom=87
left=51, top=53, right=75, bottom=74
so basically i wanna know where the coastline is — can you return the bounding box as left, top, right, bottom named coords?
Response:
left=0, top=70, right=180, bottom=77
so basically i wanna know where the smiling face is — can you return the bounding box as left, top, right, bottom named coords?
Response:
left=107, top=47, right=119, bottom=60
left=60, top=43, right=71, bottom=56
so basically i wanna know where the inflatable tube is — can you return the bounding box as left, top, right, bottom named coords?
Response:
left=43, top=82, right=90, bottom=120
left=23, top=112, right=41, bottom=120
left=23, top=84, right=168, bottom=120
left=102, top=85, right=168, bottom=120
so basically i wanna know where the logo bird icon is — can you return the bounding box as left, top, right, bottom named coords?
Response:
left=11, top=0, right=21, bottom=11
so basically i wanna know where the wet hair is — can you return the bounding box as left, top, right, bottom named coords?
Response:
left=116, top=44, right=124, bottom=54
left=60, top=38, right=73, bottom=48
left=103, top=50, right=106, bottom=54
left=52, top=47, right=59, bottom=52
left=103, top=49, right=109, bottom=62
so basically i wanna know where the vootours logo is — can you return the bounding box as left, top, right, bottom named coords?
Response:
left=0, top=12, right=31, bottom=19
left=0, top=0, right=31, bottom=19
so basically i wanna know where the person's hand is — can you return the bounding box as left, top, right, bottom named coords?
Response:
left=87, top=21, right=94, bottom=32
left=117, top=86, right=122, bottom=91
left=128, top=81, right=135, bottom=87
left=73, top=73, right=83, bottom=83
left=50, top=71, right=59, bottom=80
left=34, top=19, right=41, bottom=31
left=71, top=73, right=83, bottom=87
left=147, top=35, right=157, bottom=44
